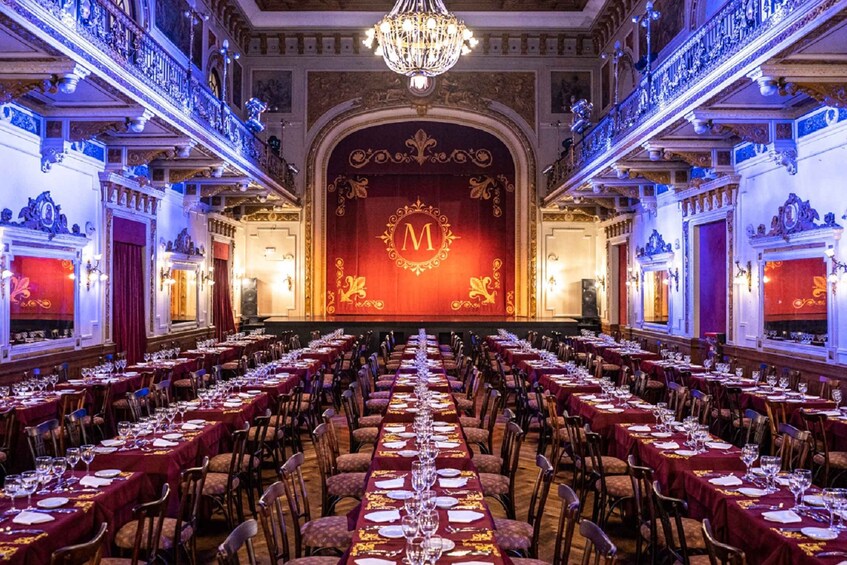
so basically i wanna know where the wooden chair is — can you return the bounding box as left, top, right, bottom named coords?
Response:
left=800, top=409, right=847, bottom=486
left=321, top=409, right=371, bottom=473
left=652, top=481, right=706, bottom=564
left=463, top=386, right=502, bottom=454
left=764, top=401, right=790, bottom=455
left=204, top=426, right=248, bottom=528
left=493, top=454, right=555, bottom=558
left=278, top=452, right=353, bottom=556
left=479, top=420, right=524, bottom=519
left=50, top=522, right=108, bottom=565
left=628, top=455, right=657, bottom=564
left=585, top=428, right=632, bottom=527
left=690, top=390, right=712, bottom=426
left=216, top=519, right=258, bottom=565
left=125, top=389, right=153, bottom=422
left=819, top=377, right=840, bottom=400
left=0, top=407, right=17, bottom=474
left=64, top=408, right=90, bottom=449
left=776, top=423, right=812, bottom=472
left=101, top=484, right=169, bottom=565
left=340, top=388, right=380, bottom=453
left=25, top=418, right=60, bottom=463
left=743, top=409, right=769, bottom=451
left=702, top=518, right=746, bottom=565
left=312, top=422, right=366, bottom=516
left=667, top=383, right=689, bottom=422
left=579, top=519, right=618, bottom=565
left=88, top=383, right=112, bottom=440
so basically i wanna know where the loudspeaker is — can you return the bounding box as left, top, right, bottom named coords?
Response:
left=581, top=279, right=599, bottom=318
left=241, top=278, right=258, bottom=318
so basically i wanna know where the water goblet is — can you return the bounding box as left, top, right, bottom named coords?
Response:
left=406, top=536, right=426, bottom=565
left=834, top=389, right=843, bottom=410
left=52, top=457, right=67, bottom=492
left=751, top=370, right=761, bottom=382
left=760, top=455, right=781, bottom=493
left=117, top=421, right=131, bottom=441
left=80, top=444, right=95, bottom=476
left=741, top=444, right=759, bottom=481
left=35, top=455, right=53, bottom=493
left=404, top=495, right=421, bottom=518
left=423, top=536, right=445, bottom=563
left=178, top=401, right=188, bottom=423
left=824, top=488, right=839, bottom=532
left=735, top=368, right=744, bottom=379
left=420, top=490, right=437, bottom=513
left=766, top=374, right=777, bottom=389
left=20, top=471, right=38, bottom=510
left=778, top=376, right=789, bottom=390
left=790, top=469, right=812, bottom=509
left=798, top=381, right=809, bottom=396
left=66, top=447, right=81, bottom=483
left=3, top=475, right=21, bottom=514
left=401, top=514, right=420, bottom=541
left=418, top=509, right=439, bottom=539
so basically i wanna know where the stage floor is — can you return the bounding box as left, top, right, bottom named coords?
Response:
left=263, top=315, right=579, bottom=323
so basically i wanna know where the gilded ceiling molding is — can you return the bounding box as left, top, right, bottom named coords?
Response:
left=778, top=81, right=847, bottom=109
left=306, top=71, right=536, bottom=132
left=667, top=151, right=712, bottom=168
left=711, top=123, right=770, bottom=145
left=678, top=176, right=739, bottom=218
left=601, top=215, right=633, bottom=239
left=542, top=210, right=599, bottom=223
left=0, top=78, right=57, bottom=104
left=208, top=216, right=239, bottom=239
left=241, top=210, right=300, bottom=222
left=99, top=172, right=160, bottom=216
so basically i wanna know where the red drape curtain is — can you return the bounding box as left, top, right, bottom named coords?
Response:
left=698, top=220, right=727, bottom=335
left=112, top=242, right=147, bottom=364
left=213, top=258, right=236, bottom=339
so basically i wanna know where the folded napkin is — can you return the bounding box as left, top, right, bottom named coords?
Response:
left=594, top=404, right=616, bottom=410
left=447, top=510, right=485, bottom=523
left=153, top=438, right=179, bottom=448
left=456, top=562, right=495, bottom=565
left=816, top=410, right=841, bottom=417
left=374, top=477, right=405, bottom=489
left=654, top=441, right=680, bottom=450
left=181, top=423, right=202, bottom=431
left=705, top=442, right=733, bottom=450
left=355, top=559, right=396, bottom=565
left=101, top=439, right=124, bottom=447
left=364, top=510, right=400, bottom=523
left=628, top=425, right=651, bottom=432
left=382, top=441, right=407, bottom=449
left=762, top=510, right=802, bottom=523
left=438, top=477, right=468, bottom=488
left=708, top=475, right=743, bottom=486
left=435, top=441, right=460, bottom=449
left=13, top=511, right=54, bottom=525
left=80, top=475, right=112, bottom=488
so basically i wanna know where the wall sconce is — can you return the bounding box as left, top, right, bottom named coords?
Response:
left=625, top=268, right=639, bottom=291
left=595, top=271, right=606, bottom=290
left=82, top=254, right=108, bottom=291
left=284, top=274, right=293, bottom=291
left=282, top=252, right=295, bottom=261
left=547, top=253, right=559, bottom=261
left=826, top=247, right=847, bottom=290
left=160, top=265, right=175, bottom=291
left=547, top=275, right=557, bottom=292
left=200, top=267, right=215, bottom=289
left=734, top=260, right=752, bottom=292
left=666, top=267, right=680, bottom=292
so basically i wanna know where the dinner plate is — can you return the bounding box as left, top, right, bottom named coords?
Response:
left=606, top=408, right=625, bottom=413
left=384, top=426, right=406, bottom=433
left=37, top=497, right=69, bottom=509
left=674, top=450, right=699, bottom=457
left=433, top=426, right=454, bottom=433
left=246, top=390, right=262, bottom=395
left=93, top=447, right=117, bottom=455
left=163, top=433, right=183, bottom=441
left=431, top=435, right=450, bottom=441
left=737, top=488, right=769, bottom=497
left=437, top=468, right=461, bottom=477
left=651, top=432, right=673, bottom=438
left=398, top=432, right=416, bottom=439
left=187, top=419, right=206, bottom=426
left=398, top=450, right=419, bottom=457
left=804, top=495, right=825, bottom=507
left=424, top=537, right=456, bottom=552
left=378, top=525, right=405, bottom=539
left=436, top=496, right=459, bottom=508
left=752, top=467, right=766, bottom=476
left=95, top=469, right=122, bottom=479
left=386, top=490, right=414, bottom=500
left=802, top=527, right=837, bottom=541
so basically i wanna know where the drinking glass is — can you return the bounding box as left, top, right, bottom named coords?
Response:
left=404, top=495, right=421, bottom=517
left=401, top=514, right=419, bottom=541
left=423, top=536, right=445, bottom=563
left=20, top=471, right=38, bottom=510
left=790, top=469, right=812, bottom=509
left=834, top=389, right=843, bottom=410
left=178, top=401, right=188, bottom=422
left=80, top=444, right=95, bottom=476
left=51, top=457, right=67, bottom=492
left=824, top=488, right=839, bottom=532
left=117, top=421, right=131, bottom=441
left=751, top=370, right=761, bottom=382
left=419, top=509, right=439, bottom=539
left=3, top=475, right=21, bottom=514
left=760, top=455, right=781, bottom=493
left=420, top=490, right=437, bottom=513
left=406, top=537, right=426, bottom=565
left=66, top=447, right=81, bottom=483
left=741, top=444, right=759, bottom=481
left=798, top=381, right=809, bottom=396
left=35, top=455, right=53, bottom=493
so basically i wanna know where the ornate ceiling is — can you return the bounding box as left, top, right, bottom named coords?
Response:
left=253, top=0, right=589, bottom=11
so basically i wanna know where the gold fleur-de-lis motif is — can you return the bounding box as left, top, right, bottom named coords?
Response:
left=469, top=276, right=496, bottom=304
left=406, top=128, right=439, bottom=165
left=339, top=275, right=367, bottom=303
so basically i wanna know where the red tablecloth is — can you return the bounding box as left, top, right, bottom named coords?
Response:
left=538, top=374, right=602, bottom=413
left=567, top=393, right=655, bottom=440
left=183, top=392, right=270, bottom=431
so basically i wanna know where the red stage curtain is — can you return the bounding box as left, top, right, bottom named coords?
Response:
left=113, top=241, right=147, bottom=364
left=698, top=220, right=727, bottom=334
left=213, top=258, right=236, bottom=339
left=9, top=257, right=74, bottom=321
left=325, top=122, right=516, bottom=316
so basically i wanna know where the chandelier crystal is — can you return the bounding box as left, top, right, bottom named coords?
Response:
left=364, top=0, right=477, bottom=90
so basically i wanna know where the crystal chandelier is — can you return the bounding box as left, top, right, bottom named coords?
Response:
left=364, top=0, right=477, bottom=90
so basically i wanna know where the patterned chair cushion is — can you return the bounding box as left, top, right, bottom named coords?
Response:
left=493, top=517, right=533, bottom=550
left=112, top=399, right=129, bottom=409
left=264, top=427, right=284, bottom=441
left=352, top=427, right=380, bottom=444
left=479, top=472, right=510, bottom=495
left=203, top=472, right=238, bottom=495
left=371, top=391, right=391, bottom=399
left=472, top=454, right=503, bottom=474
left=646, top=380, right=665, bottom=390
left=338, top=452, right=372, bottom=473
left=326, top=472, right=366, bottom=498
left=455, top=397, right=474, bottom=412
left=173, top=379, right=192, bottom=388
left=286, top=557, right=342, bottom=565
left=358, top=415, right=383, bottom=428
left=464, top=427, right=489, bottom=444
left=209, top=452, right=259, bottom=473
left=576, top=456, right=628, bottom=476
left=365, top=399, right=390, bottom=411
left=322, top=375, right=334, bottom=388
left=301, top=516, right=353, bottom=550
left=510, top=559, right=548, bottom=565
left=115, top=518, right=193, bottom=551
left=640, top=517, right=706, bottom=550
left=0, top=451, right=6, bottom=463
left=221, top=362, right=239, bottom=370
left=80, top=415, right=106, bottom=427
left=449, top=380, right=464, bottom=391
left=814, top=451, right=847, bottom=469
left=597, top=475, right=633, bottom=498
left=459, top=416, right=481, bottom=428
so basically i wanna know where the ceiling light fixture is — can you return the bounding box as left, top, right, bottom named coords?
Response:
left=364, top=0, right=477, bottom=91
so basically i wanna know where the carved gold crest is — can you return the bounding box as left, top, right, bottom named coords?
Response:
left=349, top=129, right=493, bottom=169
left=378, top=198, right=458, bottom=276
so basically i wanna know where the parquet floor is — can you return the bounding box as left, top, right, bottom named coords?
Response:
left=191, top=410, right=641, bottom=564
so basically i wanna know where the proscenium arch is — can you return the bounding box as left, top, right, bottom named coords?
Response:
left=305, top=105, right=538, bottom=319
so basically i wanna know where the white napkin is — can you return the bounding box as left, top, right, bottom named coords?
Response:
left=628, top=425, right=651, bottom=432
left=705, top=442, right=733, bottom=450
left=13, top=511, right=54, bottom=525
left=79, top=475, right=112, bottom=488
left=382, top=441, right=407, bottom=450
left=181, top=423, right=202, bottom=431
left=762, top=510, right=802, bottom=523
left=439, top=477, right=468, bottom=488
left=447, top=510, right=485, bottom=523
left=364, top=510, right=401, bottom=523
left=153, top=439, right=179, bottom=448
left=374, top=477, right=405, bottom=489
left=101, top=439, right=124, bottom=447
left=594, top=404, right=615, bottom=410
left=817, top=410, right=841, bottom=417
left=708, top=475, right=743, bottom=486
left=456, top=562, right=495, bottom=565
left=355, top=559, right=396, bottom=565
left=435, top=441, right=460, bottom=449
left=654, top=441, right=680, bottom=450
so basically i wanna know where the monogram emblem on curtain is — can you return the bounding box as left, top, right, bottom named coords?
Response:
left=327, top=175, right=369, bottom=216
left=326, top=258, right=384, bottom=314
left=468, top=175, right=515, bottom=218
left=378, top=198, right=459, bottom=276
left=349, top=129, right=493, bottom=169
left=451, top=259, right=503, bottom=311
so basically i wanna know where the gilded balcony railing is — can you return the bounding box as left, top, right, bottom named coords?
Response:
left=546, top=0, right=813, bottom=194
left=14, top=0, right=292, bottom=193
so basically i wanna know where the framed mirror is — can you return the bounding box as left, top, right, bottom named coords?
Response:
left=762, top=257, right=827, bottom=346
left=642, top=269, right=670, bottom=325
left=9, top=256, right=75, bottom=345
left=169, top=268, right=198, bottom=325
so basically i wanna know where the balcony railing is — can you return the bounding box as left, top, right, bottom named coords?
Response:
left=20, top=0, right=292, bottom=193
left=546, top=0, right=811, bottom=194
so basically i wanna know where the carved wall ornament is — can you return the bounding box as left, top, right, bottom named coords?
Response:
left=327, top=175, right=369, bottom=217
left=468, top=175, right=515, bottom=218
left=779, top=80, right=847, bottom=109
left=349, top=129, right=493, bottom=169
left=769, top=146, right=798, bottom=175
left=0, top=78, right=57, bottom=104
left=712, top=123, right=770, bottom=145
left=747, top=193, right=841, bottom=240
left=166, top=228, right=204, bottom=256
left=68, top=120, right=123, bottom=141
left=0, top=191, right=83, bottom=240
left=668, top=150, right=712, bottom=168
left=541, top=209, right=599, bottom=223
left=637, top=170, right=671, bottom=185
left=636, top=229, right=672, bottom=257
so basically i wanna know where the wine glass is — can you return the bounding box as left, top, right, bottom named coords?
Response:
left=3, top=475, right=21, bottom=514
left=833, top=389, right=843, bottom=410
left=418, top=509, right=439, bottom=539
left=404, top=495, right=421, bottom=518
left=406, top=536, right=426, bottom=565
left=741, top=444, right=759, bottom=481
left=35, top=455, right=53, bottom=494
left=117, top=421, right=131, bottom=441
left=423, top=536, right=445, bottom=563
left=824, top=488, right=839, bottom=532
left=52, top=457, right=67, bottom=492
left=66, top=447, right=81, bottom=483
left=401, top=514, right=419, bottom=541
left=20, top=471, right=38, bottom=510
left=80, top=444, right=95, bottom=476
left=789, top=469, right=812, bottom=509
left=760, top=455, right=781, bottom=493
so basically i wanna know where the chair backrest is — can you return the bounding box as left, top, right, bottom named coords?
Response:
left=627, top=454, right=656, bottom=550
left=744, top=409, right=769, bottom=450
left=667, top=382, right=688, bottom=421
left=777, top=423, right=812, bottom=471
left=0, top=407, right=16, bottom=455
left=652, top=481, right=694, bottom=564
left=525, top=454, right=555, bottom=555
left=764, top=400, right=789, bottom=454
left=25, top=418, right=60, bottom=462
left=259, top=481, right=294, bottom=561
left=819, top=376, right=839, bottom=400
left=278, top=452, right=312, bottom=557
left=564, top=415, right=587, bottom=463
left=312, top=423, right=338, bottom=483
left=216, top=518, right=258, bottom=565
left=579, top=519, right=618, bottom=565
left=50, top=522, right=108, bottom=565
left=702, top=518, right=746, bottom=565
left=64, top=408, right=89, bottom=449
left=551, top=483, right=581, bottom=565
left=125, top=484, right=171, bottom=565
left=175, top=457, right=209, bottom=548
left=690, top=389, right=712, bottom=426
left=58, top=391, right=86, bottom=426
